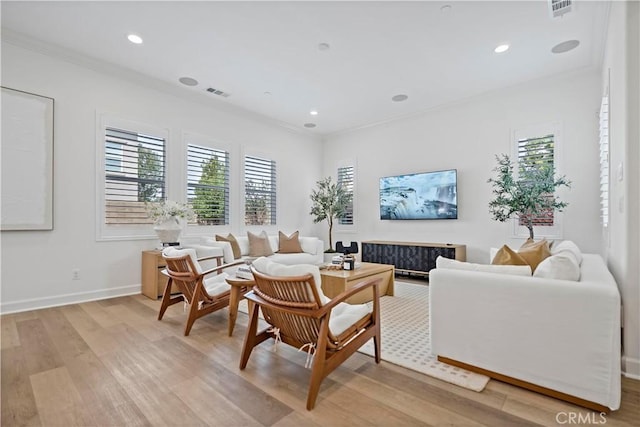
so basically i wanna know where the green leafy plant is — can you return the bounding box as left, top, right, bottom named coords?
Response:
left=310, top=177, right=352, bottom=252
left=487, top=154, right=571, bottom=239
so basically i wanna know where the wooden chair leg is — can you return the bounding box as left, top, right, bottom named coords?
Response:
left=239, top=303, right=261, bottom=369
left=158, top=278, right=174, bottom=320
left=373, top=330, right=381, bottom=363
left=306, top=321, right=330, bottom=410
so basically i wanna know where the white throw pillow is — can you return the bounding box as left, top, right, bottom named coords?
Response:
left=533, top=252, right=581, bottom=281
left=551, top=240, right=583, bottom=265
left=251, top=257, right=330, bottom=304
left=298, top=237, right=319, bottom=255
left=436, top=256, right=532, bottom=276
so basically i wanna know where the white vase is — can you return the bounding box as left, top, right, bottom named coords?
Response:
left=154, top=217, right=183, bottom=245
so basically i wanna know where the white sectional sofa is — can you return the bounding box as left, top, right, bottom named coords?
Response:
left=199, top=234, right=324, bottom=265
left=429, top=251, right=621, bottom=412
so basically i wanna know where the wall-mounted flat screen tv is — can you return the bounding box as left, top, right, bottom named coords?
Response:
left=380, top=169, right=457, bottom=220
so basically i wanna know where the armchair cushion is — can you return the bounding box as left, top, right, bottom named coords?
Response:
left=330, top=302, right=371, bottom=336
left=204, top=272, right=231, bottom=295
left=252, top=257, right=329, bottom=304
left=162, top=247, right=203, bottom=274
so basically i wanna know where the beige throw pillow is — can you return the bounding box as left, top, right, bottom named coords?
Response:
left=491, top=245, right=529, bottom=267
left=247, top=231, right=275, bottom=257
left=278, top=231, right=303, bottom=253
left=518, top=238, right=551, bottom=273
left=216, top=233, right=241, bottom=259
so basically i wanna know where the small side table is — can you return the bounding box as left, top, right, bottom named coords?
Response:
left=225, top=276, right=255, bottom=337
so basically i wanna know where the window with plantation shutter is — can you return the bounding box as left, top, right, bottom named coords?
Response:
left=599, top=95, right=609, bottom=227
left=338, top=165, right=354, bottom=225
left=516, top=134, right=555, bottom=227
left=187, top=144, right=229, bottom=225
left=104, top=127, right=165, bottom=225
left=244, top=155, right=276, bottom=225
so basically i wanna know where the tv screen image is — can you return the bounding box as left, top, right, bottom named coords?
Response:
left=379, top=169, right=457, bottom=220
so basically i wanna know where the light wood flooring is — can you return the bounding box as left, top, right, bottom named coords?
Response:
left=2, top=291, right=638, bottom=426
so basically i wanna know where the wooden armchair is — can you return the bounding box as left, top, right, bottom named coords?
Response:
left=239, top=258, right=381, bottom=410
left=158, top=247, right=243, bottom=336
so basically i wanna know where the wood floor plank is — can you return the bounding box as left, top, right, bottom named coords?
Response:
left=30, top=366, right=83, bottom=414
left=170, top=376, right=262, bottom=426
left=78, top=300, right=124, bottom=328
left=37, top=307, right=90, bottom=360
left=127, top=389, right=209, bottom=427
left=1, top=346, right=41, bottom=426
left=15, top=317, right=64, bottom=375
left=1, top=315, right=21, bottom=349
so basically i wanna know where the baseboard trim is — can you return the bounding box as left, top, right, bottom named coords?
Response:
left=438, top=356, right=611, bottom=414
left=622, top=356, right=640, bottom=379
left=0, top=284, right=141, bottom=315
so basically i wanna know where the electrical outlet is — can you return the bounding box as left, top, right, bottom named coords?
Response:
left=72, top=269, right=80, bottom=280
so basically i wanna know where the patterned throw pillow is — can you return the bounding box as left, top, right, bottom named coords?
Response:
left=247, top=231, right=275, bottom=257
left=278, top=230, right=303, bottom=253
left=215, top=233, right=241, bottom=259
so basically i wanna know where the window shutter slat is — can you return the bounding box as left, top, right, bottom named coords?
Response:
left=245, top=155, right=276, bottom=225
left=338, top=165, right=354, bottom=225
left=187, top=144, right=230, bottom=225
left=104, top=127, right=165, bottom=225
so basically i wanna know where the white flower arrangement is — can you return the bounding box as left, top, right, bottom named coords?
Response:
left=146, top=200, right=195, bottom=225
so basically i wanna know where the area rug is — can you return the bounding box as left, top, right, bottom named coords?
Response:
left=359, top=281, right=489, bottom=391
left=237, top=281, right=489, bottom=392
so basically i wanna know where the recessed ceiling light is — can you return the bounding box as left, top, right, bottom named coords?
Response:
left=551, top=40, right=580, bottom=54
left=318, top=43, right=330, bottom=51
left=310, top=110, right=318, bottom=116
left=494, top=44, right=510, bottom=53
left=264, top=91, right=272, bottom=96
left=440, top=4, right=452, bottom=13
left=304, top=123, right=317, bottom=128
left=127, top=34, right=143, bottom=44
left=178, top=77, right=198, bottom=86
left=391, top=94, right=408, bottom=102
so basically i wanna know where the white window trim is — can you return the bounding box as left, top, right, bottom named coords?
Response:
left=510, top=121, right=564, bottom=240
left=95, top=113, right=170, bottom=241
left=182, top=132, right=236, bottom=238
left=241, top=147, right=279, bottom=233
left=335, top=158, right=357, bottom=233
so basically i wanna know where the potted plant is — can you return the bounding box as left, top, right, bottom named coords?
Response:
left=309, top=177, right=352, bottom=254
left=146, top=200, right=195, bottom=245
left=487, top=154, right=571, bottom=239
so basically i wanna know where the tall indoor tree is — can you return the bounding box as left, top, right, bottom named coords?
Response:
left=310, top=177, right=352, bottom=252
left=487, top=154, right=571, bottom=239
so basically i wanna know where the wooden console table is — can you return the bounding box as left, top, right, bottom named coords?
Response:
left=362, top=241, right=466, bottom=277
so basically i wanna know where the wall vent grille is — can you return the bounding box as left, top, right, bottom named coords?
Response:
left=549, top=0, right=572, bottom=18
left=206, top=87, right=231, bottom=98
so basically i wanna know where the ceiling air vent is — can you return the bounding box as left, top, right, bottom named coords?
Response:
left=549, top=0, right=572, bottom=18
left=206, top=87, right=231, bottom=98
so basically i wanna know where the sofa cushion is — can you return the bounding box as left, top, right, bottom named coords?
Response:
left=278, top=230, right=303, bottom=253
left=216, top=233, right=241, bottom=259
left=248, top=231, right=275, bottom=257
left=518, top=238, right=551, bottom=272
left=438, top=256, right=532, bottom=276
left=533, top=252, right=581, bottom=281
left=551, top=240, right=583, bottom=265
left=491, top=245, right=528, bottom=267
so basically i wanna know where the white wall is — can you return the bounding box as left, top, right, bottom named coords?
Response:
left=602, top=1, right=640, bottom=379
left=323, top=69, right=602, bottom=263
left=0, top=41, right=323, bottom=313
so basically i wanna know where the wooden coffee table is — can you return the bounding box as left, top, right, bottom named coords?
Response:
left=320, top=262, right=395, bottom=304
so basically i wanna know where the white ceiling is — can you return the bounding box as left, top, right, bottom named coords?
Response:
left=1, top=1, right=609, bottom=136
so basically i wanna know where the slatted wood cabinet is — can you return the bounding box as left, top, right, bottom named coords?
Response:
left=362, top=240, right=466, bottom=277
